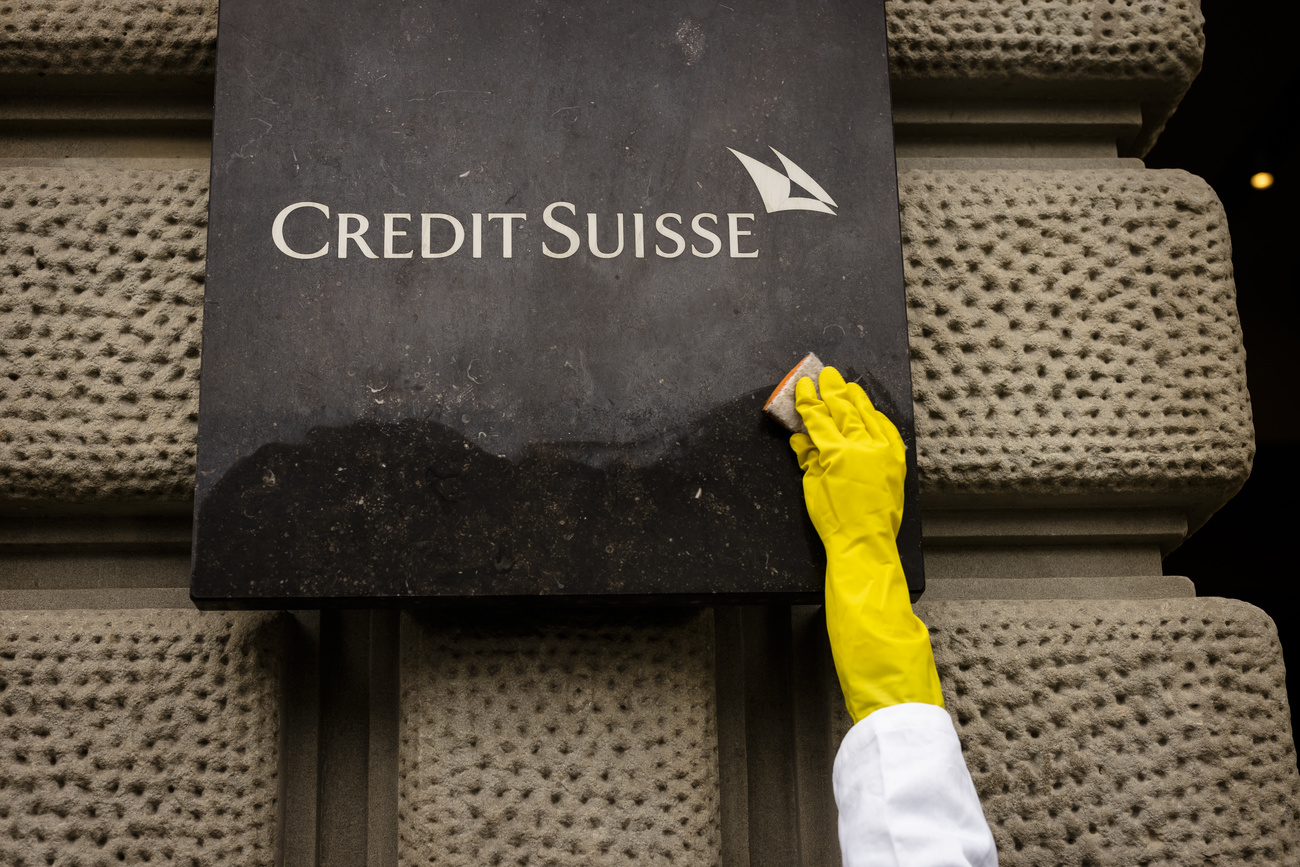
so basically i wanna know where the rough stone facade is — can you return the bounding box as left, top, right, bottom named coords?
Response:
left=834, top=598, right=1300, bottom=865
left=0, top=0, right=218, bottom=77
left=884, top=0, right=1205, bottom=153
left=0, top=610, right=284, bottom=866
left=903, top=169, right=1250, bottom=508
left=885, top=0, right=1204, bottom=89
left=0, top=168, right=205, bottom=501
left=399, top=611, right=719, bottom=866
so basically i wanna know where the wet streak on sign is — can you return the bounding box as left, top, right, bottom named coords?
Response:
left=194, top=0, right=922, bottom=604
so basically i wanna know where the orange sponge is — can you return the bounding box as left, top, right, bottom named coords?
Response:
left=762, top=352, right=824, bottom=434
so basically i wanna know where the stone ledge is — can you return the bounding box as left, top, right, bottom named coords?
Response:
left=833, top=598, right=1299, bottom=865
left=0, top=608, right=284, bottom=865
left=399, top=609, right=720, bottom=866
left=0, top=587, right=195, bottom=608
left=921, top=574, right=1195, bottom=601
left=0, top=167, right=1250, bottom=532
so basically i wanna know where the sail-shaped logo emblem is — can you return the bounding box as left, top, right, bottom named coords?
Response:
left=727, top=147, right=838, bottom=216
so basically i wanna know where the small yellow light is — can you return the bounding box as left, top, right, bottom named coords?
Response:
left=1250, top=172, right=1275, bottom=190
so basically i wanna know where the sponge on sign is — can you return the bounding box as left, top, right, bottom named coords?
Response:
left=763, top=353, right=824, bottom=434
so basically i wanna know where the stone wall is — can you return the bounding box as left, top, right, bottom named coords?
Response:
left=0, top=610, right=284, bottom=865
left=0, top=167, right=1252, bottom=529
left=0, top=168, right=205, bottom=501
left=399, top=611, right=720, bottom=866
left=3, top=1, right=1296, bottom=866
left=867, top=599, right=1298, bottom=865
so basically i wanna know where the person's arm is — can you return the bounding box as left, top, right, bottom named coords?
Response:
left=791, top=366, right=997, bottom=867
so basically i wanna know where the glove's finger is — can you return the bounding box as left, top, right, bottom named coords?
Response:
left=845, top=380, right=888, bottom=445
left=879, top=411, right=907, bottom=461
left=845, top=382, right=908, bottom=460
left=789, top=432, right=819, bottom=472
left=794, top=376, right=840, bottom=447
left=818, top=366, right=868, bottom=439
left=850, top=386, right=906, bottom=458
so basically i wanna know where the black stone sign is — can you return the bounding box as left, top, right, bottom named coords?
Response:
left=195, top=0, right=923, bottom=605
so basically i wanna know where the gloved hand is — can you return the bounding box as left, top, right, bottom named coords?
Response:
left=790, top=366, right=944, bottom=723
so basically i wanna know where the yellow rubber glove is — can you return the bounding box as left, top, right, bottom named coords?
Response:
left=790, top=366, right=944, bottom=723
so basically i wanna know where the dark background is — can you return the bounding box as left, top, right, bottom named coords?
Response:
left=1146, top=2, right=1299, bottom=702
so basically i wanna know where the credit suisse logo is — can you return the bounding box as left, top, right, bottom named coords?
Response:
left=270, top=146, right=837, bottom=261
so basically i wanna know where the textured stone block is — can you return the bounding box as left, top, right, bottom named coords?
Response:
left=0, top=168, right=1250, bottom=518
left=398, top=611, right=720, bottom=866
left=0, top=0, right=217, bottom=77
left=886, top=0, right=1205, bottom=154
left=887, top=0, right=1203, bottom=89
left=0, top=168, right=205, bottom=500
left=832, top=598, right=1300, bottom=865
left=902, top=169, right=1250, bottom=517
left=0, top=609, right=283, bottom=865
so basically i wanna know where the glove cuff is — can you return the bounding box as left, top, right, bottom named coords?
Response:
left=824, top=549, right=945, bottom=723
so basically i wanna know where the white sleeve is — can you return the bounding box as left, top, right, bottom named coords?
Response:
left=833, top=702, right=998, bottom=867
